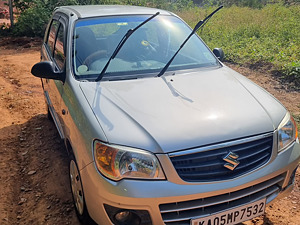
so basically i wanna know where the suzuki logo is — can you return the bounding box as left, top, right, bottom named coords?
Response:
left=223, top=152, right=240, bottom=171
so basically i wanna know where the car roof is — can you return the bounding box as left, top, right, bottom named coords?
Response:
left=56, top=5, right=173, bottom=18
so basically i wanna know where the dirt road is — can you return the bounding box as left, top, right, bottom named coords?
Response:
left=0, top=39, right=299, bottom=225
left=0, top=40, right=79, bottom=225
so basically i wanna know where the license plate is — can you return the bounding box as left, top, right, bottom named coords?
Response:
left=191, top=198, right=266, bottom=225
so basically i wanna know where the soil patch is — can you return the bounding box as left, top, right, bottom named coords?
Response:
left=0, top=40, right=299, bottom=225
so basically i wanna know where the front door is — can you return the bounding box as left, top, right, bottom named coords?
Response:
left=41, top=16, right=67, bottom=139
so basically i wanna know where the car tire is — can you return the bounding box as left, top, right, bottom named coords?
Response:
left=69, top=155, right=96, bottom=225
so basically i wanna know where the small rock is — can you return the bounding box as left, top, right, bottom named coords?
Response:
left=21, top=151, right=28, bottom=156
left=292, top=201, right=297, bottom=204
left=18, top=198, right=27, bottom=205
left=47, top=205, right=51, bottom=209
left=27, top=170, right=36, bottom=175
left=17, top=215, right=22, bottom=220
left=20, top=186, right=26, bottom=191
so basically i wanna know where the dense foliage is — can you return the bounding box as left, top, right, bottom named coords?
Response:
left=10, top=0, right=192, bottom=36
left=194, top=0, right=300, bottom=8
left=1, top=0, right=299, bottom=84
left=12, top=0, right=78, bottom=36
left=178, top=4, right=300, bottom=85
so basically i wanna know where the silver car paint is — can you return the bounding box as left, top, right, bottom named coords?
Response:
left=39, top=5, right=300, bottom=225
left=228, top=68, right=287, bottom=129
left=81, top=141, right=300, bottom=224
left=61, top=5, right=173, bottom=18
left=79, top=66, right=285, bottom=153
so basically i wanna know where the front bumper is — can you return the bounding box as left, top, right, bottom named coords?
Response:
left=80, top=140, right=300, bottom=225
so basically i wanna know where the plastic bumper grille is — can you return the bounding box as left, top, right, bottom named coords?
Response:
left=159, top=174, right=284, bottom=225
left=170, top=135, right=273, bottom=182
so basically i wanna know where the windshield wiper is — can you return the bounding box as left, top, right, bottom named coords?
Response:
left=95, top=12, right=160, bottom=82
left=157, top=5, right=223, bottom=77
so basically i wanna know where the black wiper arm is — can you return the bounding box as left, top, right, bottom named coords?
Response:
left=157, top=5, right=223, bottom=77
left=95, top=12, right=160, bottom=82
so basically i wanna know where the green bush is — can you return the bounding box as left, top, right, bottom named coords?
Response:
left=195, top=0, right=300, bottom=8
left=13, top=3, right=50, bottom=37
left=13, top=0, right=79, bottom=37
left=178, top=4, right=300, bottom=85
left=12, top=0, right=193, bottom=37
left=10, top=1, right=300, bottom=85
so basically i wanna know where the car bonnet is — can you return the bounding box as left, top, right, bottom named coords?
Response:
left=79, top=66, right=286, bottom=154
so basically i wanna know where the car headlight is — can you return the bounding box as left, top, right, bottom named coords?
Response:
left=93, top=140, right=165, bottom=181
left=278, top=112, right=298, bottom=152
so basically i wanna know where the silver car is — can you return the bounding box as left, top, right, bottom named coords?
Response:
left=31, top=5, right=299, bottom=225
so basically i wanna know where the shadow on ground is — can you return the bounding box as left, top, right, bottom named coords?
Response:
left=0, top=114, right=80, bottom=225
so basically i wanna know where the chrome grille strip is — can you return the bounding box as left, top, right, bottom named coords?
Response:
left=175, top=161, right=221, bottom=169
left=176, top=153, right=270, bottom=178
left=169, top=133, right=273, bottom=158
left=234, top=153, right=269, bottom=170
left=229, top=138, right=272, bottom=152
left=238, top=145, right=270, bottom=159
left=170, top=134, right=273, bottom=182
left=171, top=150, right=227, bottom=162
left=174, top=145, right=270, bottom=170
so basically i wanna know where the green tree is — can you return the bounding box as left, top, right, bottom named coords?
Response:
left=12, top=0, right=193, bottom=37
left=13, top=0, right=78, bottom=36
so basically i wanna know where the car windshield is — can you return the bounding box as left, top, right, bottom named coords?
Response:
left=73, top=15, right=219, bottom=80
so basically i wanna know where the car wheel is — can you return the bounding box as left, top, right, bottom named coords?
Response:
left=69, top=156, right=95, bottom=224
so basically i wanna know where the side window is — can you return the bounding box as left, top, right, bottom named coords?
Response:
left=54, top=25, right=66, bottom=70
left=47, top=20, right=59, bottom=56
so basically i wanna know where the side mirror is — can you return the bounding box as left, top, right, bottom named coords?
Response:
left=213, top=48, right=225, bottom=61
left=31, top=61, right=65, bottom=82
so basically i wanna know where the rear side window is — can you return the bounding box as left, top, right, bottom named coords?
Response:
left=54, top=25, right=66, bottom=70
left=47, top=20, right=60, bottom=56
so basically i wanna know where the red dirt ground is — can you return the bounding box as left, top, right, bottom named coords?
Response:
left=0, top=38, right=299, bottom=225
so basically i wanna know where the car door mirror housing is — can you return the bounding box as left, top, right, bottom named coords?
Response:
left=31, top=61, right=65, bottom=82
left=213, top=48, right=225, bottom=61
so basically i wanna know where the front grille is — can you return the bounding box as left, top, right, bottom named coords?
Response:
left=170, top=134, right=273, bottom=182
left=159, top=174, right=284, bottom=225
